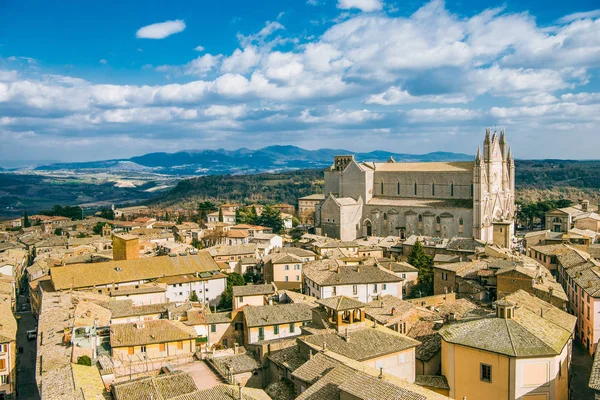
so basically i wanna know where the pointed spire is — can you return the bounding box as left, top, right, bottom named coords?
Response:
left=499, top=129, right=506, bottom=144
left=507, top=147, right=513, bottom=161
left=475, top=146, right=481, bottom=161
left=484, top=128, right=491, bottom=143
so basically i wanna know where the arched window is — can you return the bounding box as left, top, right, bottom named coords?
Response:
left=432, top=183, right=435, bottom=196
left=383, top=213, right=388, bottom=221
left=414, top=182, right=418, bottom=196
left=397, top=182, right=400, bottom=195
left=459, top=217, right=464, bottom=225
left=436, top=216, right=441, bottom=224
left=380, top=181, right=384, bottom=195
left=418, top=214, right=423, bottom=222
left=450, top=183, right=454, bottom=197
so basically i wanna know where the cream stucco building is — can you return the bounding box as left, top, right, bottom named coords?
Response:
left=318, top=129, right=515, bottom=246
left=440, top=290, right=575, bottom=400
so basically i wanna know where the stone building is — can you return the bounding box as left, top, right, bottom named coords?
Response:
left=318, top=129, right=515, bottom=246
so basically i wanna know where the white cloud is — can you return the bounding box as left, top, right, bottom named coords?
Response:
left=204, top=105, right=247, bottom=118
left=337, top=0, right=383, bottom=12
left=99, top=59, right=107, bottom=65
left=561, top=92, right=600, bottom=104
left=366, top=86, right=469, bottom=105
left=0, top=70, right=18, bottom=82
left=405, top=108, right=479, bottom=122
left=3, top=1, right=600, bottom=160
left=194, top=45, right=205, bottom=52
left=221, top=46, right=261, bottom=74
left=136, top=20, right=186, bottom=39
left=184, top=54, right=222, bottom=76
left=558, top=9, right=600, bottom=23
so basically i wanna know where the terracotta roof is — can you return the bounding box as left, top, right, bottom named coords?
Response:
left=590, top=340, right=600, bottom=391
left=266, top=345, right=305, bottom=372
left=50, top=251, right=219, bottom=290
left=112, top=371, right=198, bottom=400
left=227, top=230, right=249, bottom=239
left=212, top=352, right=261, bottom=374
left=232, top=283, right=276, bottom=297
left=244, top=303, right=313, bottom=327
left=316, top=296, right=367, bottom=311
left=300, top=327, right=420, bottom=361
left=195, top=385, right=271, bottom=400
left=303, top=261, right=402, bottom=286
left=207, top=244, right=258, bottom=257
left=110, top=319, right=196, bottom=347
left=296, top=364, right=426, bottom=400
left=440, top=290, right=576, bottom=357
left=0, top=297, right=17, bottom=343
left=109, top=300, right=171, bottom=319
left=206, top=312, right=232, bottom=325
left=415, top=375, right=450, bottom=391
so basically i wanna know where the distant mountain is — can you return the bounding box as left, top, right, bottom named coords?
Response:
left=33, top=146, right=473, bottom=176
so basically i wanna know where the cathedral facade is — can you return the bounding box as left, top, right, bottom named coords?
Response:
left=317, top=129, right=515, bottom=246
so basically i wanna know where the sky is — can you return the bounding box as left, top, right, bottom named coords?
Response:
left=0, top=0, right=599, bottom=163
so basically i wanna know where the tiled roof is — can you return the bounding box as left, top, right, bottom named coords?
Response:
left=415, top=375, right=450, bottom=391
left=109, top=300, right=170, bottom=318
left=590, top=340, right=600, bottom=391
left=299, top=194, right=325, bottom=200
left=267, top=345, right=305, bottom=372
left=232, top=283, right=276, bottom=297
left=50, top=251, right=219, bottom=290
left=407, top=320, right=442, bottom=362
left=365, top=295, right=427, bottom=325
left=0, top=297, right=16, bottom=342
left=372, top=161, right=473, bottom=172
left=291, top=352, right=343, bottom=384
left=207, top=244, right=258, bottom=257
left=112, top=371, right=199, bottom=400
left=195, top=385, right=271, bottom=400
left=296, top=365, right=426, bottom=400
left=244, top=303, right=313, bottom=327
left=206, top=312, right=232, bottom=325
left=265, top=253, right=303, bottom=264
left=110, top=319, right=196, bottom=347
left=316, top=296, right=367, bottom=311
left=379, top=261, right=418, bottom=273
left=300, top=327, right=420, bottom=361
left=277, top=290, right=319, bottom=309
left=267, top=247, right=316, bottom=258
left=439, top=290, right=576, bottom=357
left=303, top=260, right=402, bottom=286
left=212, top=352, right=261, bottom=374
left=557, top=248, right=592, bottom=269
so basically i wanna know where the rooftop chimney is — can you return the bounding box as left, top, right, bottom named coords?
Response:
left=378, top=367, right=383, bottom=380
left=391, top=307, right=396, bottom=316
left=583, top=200, right=590, bottom=212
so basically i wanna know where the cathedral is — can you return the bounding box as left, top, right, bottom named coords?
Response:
left=317, top=129, right=516, bottom=247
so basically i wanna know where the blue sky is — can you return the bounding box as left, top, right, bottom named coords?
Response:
left=0, top=0, right=599, bottom=162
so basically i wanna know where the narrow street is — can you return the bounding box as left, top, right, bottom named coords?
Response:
left=15, top=293, right=39, bottom=400
left=571, top=341, right=594, bottom=400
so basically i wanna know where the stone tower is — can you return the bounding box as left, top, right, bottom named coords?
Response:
left=473, top=129, right=515, bottom=245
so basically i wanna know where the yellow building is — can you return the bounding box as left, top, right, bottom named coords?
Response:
left=110, top=319, right=196, bottom=359
left=440, top=290, right=575, bottom=400
left=112, top=233, right=139, bottom=261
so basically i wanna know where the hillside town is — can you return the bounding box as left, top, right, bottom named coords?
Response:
left=0, top=130, right=598, bottom=400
